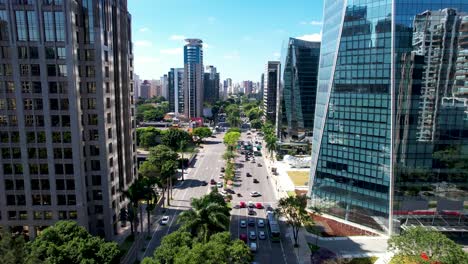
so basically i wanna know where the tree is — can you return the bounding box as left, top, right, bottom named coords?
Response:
left=192, top=127, right=212, bottom=143
left=227, top=115, right=241, bottom=128
left=178, top=194, right=230, bottom=243
left=0, top=229, right=39, bottom=264
left=136, top=104, right=156, bottom=122
left=142, top=230, right=193, bottom=264
left=137, top=127, right=161, bottom=149
left=122, top=179, right=147, bottom=234
left=223, top=131, right=240, bottom=151
left=28, top=221, right=121, bottom=264
left=226, top=127, right=241, bottom=134
left=275, top=195, right=313, bottom=247
left=265, top=134, right=278, bottom=158
left=161, top=128, right=192, bottom=151
left=388, top=226, right=468, bottom=264
left=143, top=108, right=165, bottom=122
left=250, top=119, right=263, bottom=129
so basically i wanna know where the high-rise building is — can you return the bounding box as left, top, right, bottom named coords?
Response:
left=151, top=79, right=161, bottom=97
left=0, top=0, right=136, bottom=240
left=204, top=65, right=220, bottom=104
left=243, top=81, right=253, bottom=95
left=183, top=39, right=204, bottom=118
left=134, top=73, right=141, bottom=99
left=140, top=80, right=152, bottom=99
left=224, top=78, right=233, bottom=96
left=259, top=74, right=265, bottom=102
left=309, top=0, right=468, bottom=236
left=263, top=61, right=281, bottom=124
left=278, top=38, right=320, bottom=143
left=160, top=74, right=168, bottom=100
left=168, top=68, right=184, bottom=114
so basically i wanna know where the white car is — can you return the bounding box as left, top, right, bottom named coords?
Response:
left=220, top=190, right=228, bottom=196
left=250, top=191, right=261, bottom=197
left=257, top=219, right=265, bottom=227
left=160, top=216, right=169, bottom=225
left=250, top=242, right=257, bottom=252
left=248, top=201, right=255, bottom=208
left=259, top=231, right=266, bottom=240
left=217, top=182, right=223, bottom=188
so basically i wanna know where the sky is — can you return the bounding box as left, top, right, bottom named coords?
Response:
left=128, top=0, right=323, bottom=83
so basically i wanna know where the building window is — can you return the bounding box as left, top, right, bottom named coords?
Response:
left=0, top=10, right=9, bottom=41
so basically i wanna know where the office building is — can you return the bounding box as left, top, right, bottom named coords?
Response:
left=168, top=68, right=184, bottom=114
left=309, top=0, right=468, bottom=235
left=243, top=80, right=253, bottom=95
left=183, top=39, right=204, bottom=118
left=139, top=80, right=152, bottom=99
left=0, top=0, right=137, bottom=240
left=204, top=65, right=219, bottom=104
left=263, top=61, right=280, bottom=124
left=133, top=73, right=141, bottom=99
left=225, top=78, right=233, bottom=95
left=259, top=73, right=265, bottom=102
left=278, top=38, right=320, bottom=143
left=160, top=74, right=168, bottom=100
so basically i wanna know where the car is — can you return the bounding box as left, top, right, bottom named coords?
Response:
left=226, top=189, right=235, bottom=194
left=247, top=132, right=251, bottom=135
left=257, top=219, right=265, bottom=227
left=239, top=201, right=246, bottom=208
left=248, top=201, right=255, bottom=208
left=160, top=216, right=169, bottom=225
left=240, top=220, right=247, bottom=228
left=248, top=207, right=255, bottom=215
left=251, top=159, right=256, bottom=163
left=258, top=231, right=266, bottom=240
left=265, top=204, right=274, bottom=212
left=253, top=178, right=259, bottom=183
left=246, top=172, right=252, bottom=177
left=255, top=202, right=263, bottom=209
left=217, top=182, right=223, bottom=188
left=201, top=181, right=208, bottom=186
left=248, top=218, right=255, bottom=226
left=249, top=231, right=256, bottom=240
left=210, top=179, right=216, bottom=185
left=250, top=191, right=261, bottom=197
left=250, top=242, right=257, bottom=252
left=220, top=190, right=228, bottom=196
left=239, top=233, right=248, bottom=243
left=219, top=174, right=224, bottom=179
left=257, top=163, right=262, bottom=167
left=220, top=167, right=225, bottom=172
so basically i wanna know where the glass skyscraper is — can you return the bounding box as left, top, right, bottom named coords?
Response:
left=183, top=39, right=204, bottom=118
left=310, top=0, right=468, bottom=235
left=279, top=38, right=320, bottom=144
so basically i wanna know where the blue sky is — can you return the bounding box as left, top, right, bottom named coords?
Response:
left=128, top=0, right=323, bottom=83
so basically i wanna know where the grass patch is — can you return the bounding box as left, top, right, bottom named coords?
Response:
left=307, top=243, right=320, bottom=253
left=347, top=257, right=378, bottom=264
left=287, top=171, right=309, bottom=186
left=119, top=234, right=135, bottom=254
left=287, top=191, right=296, bottom=197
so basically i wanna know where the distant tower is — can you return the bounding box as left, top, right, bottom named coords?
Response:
left=183, top=39, right=204, bottom=118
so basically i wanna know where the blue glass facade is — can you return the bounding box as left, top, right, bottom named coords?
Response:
left=310, top=0, right=468, bottom=234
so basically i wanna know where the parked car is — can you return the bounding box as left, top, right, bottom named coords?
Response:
left=221, top=167, right=225, bottom=172
left=201, top=181, right=208, bottom=186
left=248, top=218, right=255, bottom=226
left=210, top=179, right=216, bottom=185
left=250, top=242, right=257, bottom=252
left=246, top=173, right=252, bottom=177
left=253, top=178, right=259, bottom=183
left=160, top=216, right=169, bottom=225
left=240, top=220, right=247, bottom=228
left=220, top=190, right=228, bottom=196
left=250, top=191, right=261, bottom=197
left=219, top=174, right=224, bottom=179
left=248, top=201, right=255, bottom=208
left=265, top=204, right=274, bottom=213
left=258, top=219, right=265, bottom=227
left=255, top=202, right=263, bottom=209
left=239, top=233, right=248, bottom=243
left=217, top=182, right=223, bottom=188
left=257, top=163, right=262, bottom=167
left=249, top=231, right=257, bottom=240
left=258, top=231, right=266, bottom=240
left=239, top=201, right=246, bottom=208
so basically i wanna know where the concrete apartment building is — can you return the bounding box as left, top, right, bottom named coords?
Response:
left=183, top=38, right=204, bottom=118
left=0, top=0, right=136, bottom=240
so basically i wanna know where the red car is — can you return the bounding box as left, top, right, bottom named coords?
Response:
left=239, top=233, right=247, bottom=243
left=210, top=179, right=216, bottom=185
left=239, top=201, right=246, bottom=208
left=255, top=202, right=263, bottom=209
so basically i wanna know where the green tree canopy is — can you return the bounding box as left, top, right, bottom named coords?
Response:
left=250, top=119, right=263, bottom=129
left=192, top=127, right=212, bottom=143
left=275, top=195, right=313, bottom=247
left=161, top=128, right=192, bottom=151
left=142, top=230, right=193, bottom=264
left=136, top=127, right=162, bottom=148
left=223, top=131, right=241, bottom=151
left=136, top=104, right=156, bottom=122
left=28, top=221, right=121, bottom=264
left=388, top=226, right=468, bottom=264
left=0, top=229, right=39, bottom=264
left=226, top=127, right=241, bottom=134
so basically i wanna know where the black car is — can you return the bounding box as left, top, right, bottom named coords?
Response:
left=248, top=218, right=255, bottom=226
left=221, top=167, right=225, bottom=172
left=201, top=181, right=208, bottom=186
left=246, top=173, right=252, bottom=177
left=253, top=179, right=259, bottom=183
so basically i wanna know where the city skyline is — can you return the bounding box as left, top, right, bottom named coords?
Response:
left=128, top=0, right=323, bottom=82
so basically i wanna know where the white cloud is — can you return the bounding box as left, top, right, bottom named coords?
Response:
left=223, top=51, right=240, bottom=60
left=296, top=33, right=322, bottom=42
left=160, top=48, right=183, bottom=55
left=139, top=27, right=150, bottom=32
left=135, top=56, right=160, bottom=64
left=169, top=35, right=186, bottom=41
left=134, top=40, right=153, bottom=47
left=300, top=20, right=323, bottom=26
left=273, top=52, right=281, bottom=58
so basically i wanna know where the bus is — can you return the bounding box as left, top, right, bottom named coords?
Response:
left=266, top=212, right=280, bottom=242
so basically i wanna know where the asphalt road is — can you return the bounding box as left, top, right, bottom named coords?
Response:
left=142, top=131, right=298, bottom=264
left=229, top=132, right=298, bottom=264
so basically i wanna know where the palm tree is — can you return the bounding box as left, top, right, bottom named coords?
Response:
left=178, top=195, right=230, bottom=242
left=122, top=180, right=146, bottom=235
left=265, top=135, right=277, bottom=158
